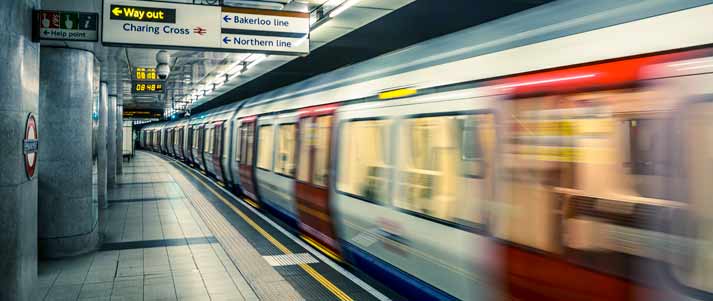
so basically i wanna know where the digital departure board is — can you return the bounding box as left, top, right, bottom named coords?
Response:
left=132, top=81, right=164, bottom=93
left=133, top=67, right=158, bottom=81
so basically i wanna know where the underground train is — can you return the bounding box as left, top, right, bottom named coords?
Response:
left=140, top=1, right=713, bottom=300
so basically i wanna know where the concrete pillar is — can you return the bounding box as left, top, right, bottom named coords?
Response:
left=0, top=0, right=39, bottom=299
left=107, top=95, right=117, bottom=186
left=116, top=92, right=123, bottom=174
left=97, top=82, right=109, bottom=209
left=38, top=47, right=99, bottom=258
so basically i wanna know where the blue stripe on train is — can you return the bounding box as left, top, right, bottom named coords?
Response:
left=341, top=241, right=457, bottom=301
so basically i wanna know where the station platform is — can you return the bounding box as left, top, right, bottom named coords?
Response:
left=36, top=151, right=393, bottom=301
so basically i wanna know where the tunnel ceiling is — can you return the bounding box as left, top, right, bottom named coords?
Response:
left=190, top=0, right=551, bottom=114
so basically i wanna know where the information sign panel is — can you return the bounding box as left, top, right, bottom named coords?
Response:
left=34, top=10, right=98, bottom=41
left=102, top=0, right=309, bottom=55
left=131, top=81, right=164, bottom=94
left=133, top=67, right=159, bottom=81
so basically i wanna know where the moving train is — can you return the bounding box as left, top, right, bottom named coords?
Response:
left=140, top=1, right=713, bottom=300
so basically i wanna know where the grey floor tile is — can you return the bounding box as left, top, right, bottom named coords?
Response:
left=142, top=284, right=177, bottom=301
left=78, top=281, right=114, bottom=299
left=45, top=284, right=82, bottom=301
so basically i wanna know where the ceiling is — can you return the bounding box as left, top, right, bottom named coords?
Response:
left=190, top=0, right=552, bottom=114
left=41, top=0, right=550, bottom=117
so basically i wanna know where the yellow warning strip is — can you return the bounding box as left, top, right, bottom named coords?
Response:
left=300, top=234, right=344, bottom=263
left=242, top=197, right=261, bottom=209
left=179, top=164, right=353, bottom=301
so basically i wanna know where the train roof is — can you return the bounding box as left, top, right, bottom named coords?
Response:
left=231, top=0, right=711, bottom=110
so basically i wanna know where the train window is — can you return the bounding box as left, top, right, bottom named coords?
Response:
left=628, top=119, right=669, bottom=176
left=234, top=122, right=242, bottom=162
left=246, top=124, right=255, bottom=165
left=297, top=118, right=312, bottom=182
left=204, top=128, right=213, bottom=154
left=668, top=101, right=713, bottom=296
left=275, top=123, right=297, bottom=177
left=459, top=114, right=495, bottom=178
left=312, top=115, right=332, bottom=187
left=257, top=125, right=274, bottom=170
left=394, top=113, right=494, bottom=227
left=337, top=119, right=392, bottom=204
left=239, top=124, right=245, bottom=162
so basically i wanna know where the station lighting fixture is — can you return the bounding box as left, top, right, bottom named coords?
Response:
left=329, top=0, right=361, bottom=17
left=248, top=54, right=268, bottom=67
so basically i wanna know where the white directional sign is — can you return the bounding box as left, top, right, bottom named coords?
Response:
left=102, top=0, right=219, bottom=49
left=102, top=0, right=309, bottom=55
left=220, top=8, right=309, bottom=54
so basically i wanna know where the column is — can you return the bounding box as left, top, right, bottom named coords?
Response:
left=107, top=95, right=117, bottom=186
left=0, top=0, right=40, bottom=299
left=37, top=47, right=99, bottom=258
left=116, top=90, right=123, bottom=175
left=97, top=82, right=109, bottom=208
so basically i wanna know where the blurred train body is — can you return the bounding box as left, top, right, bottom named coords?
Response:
left=139, top=1, right=713, bottom=300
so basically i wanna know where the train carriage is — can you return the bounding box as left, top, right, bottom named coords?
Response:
left=139, top=1, right=713, bottom=300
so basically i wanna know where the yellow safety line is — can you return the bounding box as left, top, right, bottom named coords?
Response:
left=242, top=197, right=260, bottom=209
left=300, top=234, right=344, bottom=263
left=178, top=164, right=353, bottom=301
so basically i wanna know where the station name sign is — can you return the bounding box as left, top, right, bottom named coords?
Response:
left=102, top=0, right=309, bottom=55
left=33, top=10, right=98, bottom=42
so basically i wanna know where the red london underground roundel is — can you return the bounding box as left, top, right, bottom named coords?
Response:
left=23, top=113, right=38, bottom=179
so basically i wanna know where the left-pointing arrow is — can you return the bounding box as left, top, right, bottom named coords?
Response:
left=112, top=7, right=122, bottom=16
left=223, top=15, right=230, bottom=22
left=223, top=36, right=230, bottom=44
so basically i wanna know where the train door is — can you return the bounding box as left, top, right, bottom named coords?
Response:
left=239, top=116, right=258, bottom=201
left=186, top=126, right=194, bottom=163
left=197, top=125, right=207, bottom=171
left=295, top=104, right=341, bottom=257
left=178, top=127, right=184, bottom=159
left=168, top=129, right=175, bottom=156
left=213, top=121, right=227, bottom=183
left=230, top=118, right=242, bottom=191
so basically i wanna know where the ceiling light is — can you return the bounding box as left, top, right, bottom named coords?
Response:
left=224, top=0, right=285, bottom=10
left=249, top=54, right=268, bottom=67
left=329, top=0, right=360, bottom=18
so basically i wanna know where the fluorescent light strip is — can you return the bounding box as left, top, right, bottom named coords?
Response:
left=497, top=73, right=597, bottom=89
left=329, top=0, right=360, bottom=18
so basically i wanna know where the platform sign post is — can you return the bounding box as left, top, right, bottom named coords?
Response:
left=102, top=0, right=309, bottom=55
left=33, top=10, right=99, bottom=42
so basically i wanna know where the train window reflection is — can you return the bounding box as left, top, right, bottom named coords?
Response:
left=297, top=118, right=312, bottom=182
left=395, top=113, right=494, bottom=226
left=275, top=123, right=297, bottom=177
left=234, top=121, right=242, bottom=162
left=671, top=101, right=713, bottom=295
left=246, top=124, right=254, bottom=165
left=204, top=128, right=213, bottom=154
left=312, top=115, right=332, bottom=187
left=337, top=119, right=392, bottom=204
left=257, top=125, right=274, bottom=170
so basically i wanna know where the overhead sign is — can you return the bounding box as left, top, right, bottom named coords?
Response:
left=133, top=67, right=159, bottom=81
left=124, top=110, right=162, bottom=118
left=109, top=4, right=176, bottom=23
left=34, top=10, right=98, bottom=42
left=102, top=0, right=309, bottom=55
left=220, top=7, right=309, bottom=54
left=131, top=81, right=164, bottom=94
left=24, top=113, right=38, bottom=179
